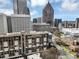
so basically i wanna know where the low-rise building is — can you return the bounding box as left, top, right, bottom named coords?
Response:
left=62, top=21, right=75, bottom=28
left=33, top=23, right=51, bottom=31
left=75, top=18, right=79, bottom=28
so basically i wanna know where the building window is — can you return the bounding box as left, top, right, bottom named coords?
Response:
left=77, top=42, right=79, bottom=45
left=32, top=48, right=36, bottom=52
left=28, top=50, right=32, bottom=53
left=44, top=43, right=47, bottom=46
left=28, top=39, right=32, bottom=44
left=9, top=51, right=14, bottom=57
left=3, top=42, right=8, bottom=47
left=15, top=52, right=19, bottom=56
left=0, top=52, right=4, bottom=58
left=36, top=38, right=40, bottom=42
left=4, top=48, right=8, bottom=51
left=14, top=40, right=18, bottom=46
left=32, top=38, right=36, bottom=46
left=28, top=45, right=32, bottom=48
left=37, top=49, right=39, bottom=52
left=44, top=37, right=47, bottom=41
left=44, top=47, right=47, bottom=50
left=36, top=44, right=39, bottom=47
left=15, top=47, right=19, bottom=50
left=19, top=49, right=21, bottom=55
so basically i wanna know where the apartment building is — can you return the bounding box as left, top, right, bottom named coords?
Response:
left=0, top=32, right=49, bottom=59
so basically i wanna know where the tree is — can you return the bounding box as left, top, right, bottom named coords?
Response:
left=54, top=30, right=61, bottom=38
left=40, top=47, right=59, bottom=59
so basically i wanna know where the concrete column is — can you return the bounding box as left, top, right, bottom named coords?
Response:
left=24, top=56, right=27, bottom=59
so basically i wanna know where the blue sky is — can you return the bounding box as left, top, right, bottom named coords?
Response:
left=0, top=0, right=79, bottom=21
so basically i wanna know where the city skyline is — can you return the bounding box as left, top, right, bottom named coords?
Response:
left=0, top=0, right=79, bottom=21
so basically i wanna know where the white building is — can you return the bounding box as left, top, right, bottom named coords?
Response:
left=0, top=13, right=32, bottom=33
left=10, top=14, right=32, bottom=33
left=0, top=14, right=8, bottom=33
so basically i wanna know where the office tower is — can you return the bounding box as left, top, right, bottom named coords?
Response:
left=43, top=2, right=54, bottom=26
left=33, top=17, right=43, bottom=23
left=75, top=18, right=79, bottom=28
left=12, top=0, right=32, bottom=33
left=10, top=14, right=32, bottom=33
left=13, top=0, right=30, bottom=15
left=33, top=18, right=37, bottom=23
left=0, top=14, right=32, bottom=33
left=55, top=19, right=62, bottom=27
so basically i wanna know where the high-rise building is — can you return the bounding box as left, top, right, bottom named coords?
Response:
left=12, top=0, right=32, bottom=33
left=43, top=2, right=54, bottom=26
left=33, top=18, right=37, bottom=23
left=55, top=19, right=62, bottom=27
left=0, top=14, right=32, bottom=33
left=75, top=18, right=79, bottom=28
left=10, top=14, right=32, bottom=33
left=33, top=17, right=43, bottom=23
left=13, top=0, right=30, bottom=15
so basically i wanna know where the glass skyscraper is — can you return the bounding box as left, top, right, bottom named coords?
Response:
left=13, top=0, right=30, bottom=15
left=43, top=2, right=54, bottom=26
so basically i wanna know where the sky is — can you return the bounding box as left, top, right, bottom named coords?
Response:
left=0, top=0, right=79, bottom=21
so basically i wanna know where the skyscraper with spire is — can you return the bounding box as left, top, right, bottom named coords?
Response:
left=13, top=0, right=30, bottom=15
left=43, top=1, right=54, bottom=26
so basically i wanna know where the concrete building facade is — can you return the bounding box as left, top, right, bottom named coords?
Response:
left=54, top=19, right=62, bottom=27
left=0, top=14, right=32, bottom=33
left=10, top=14, right=32, bottom=33
left=0, top=32, right=49, bottom=59
left=0, top=14, right=8, bottom=33
left=33, top=17, right=43, bottom=23
left=75, top=18, right=79, bottom=28
left=33, top=23, right=51, bottom=31
left=62, top=21, right=75, bottom=28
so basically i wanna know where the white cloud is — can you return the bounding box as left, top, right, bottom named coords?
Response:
left=30, top=10, right=38, bottom=16
left=31, top=0, right=48, bottom=7
left=0, top=9, right=13, bottom=15
left=61, top=0, right=79, bottom=11
left=0, top=0, right=13, bottom=15
left=0, top=0, right=7, bottom=5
